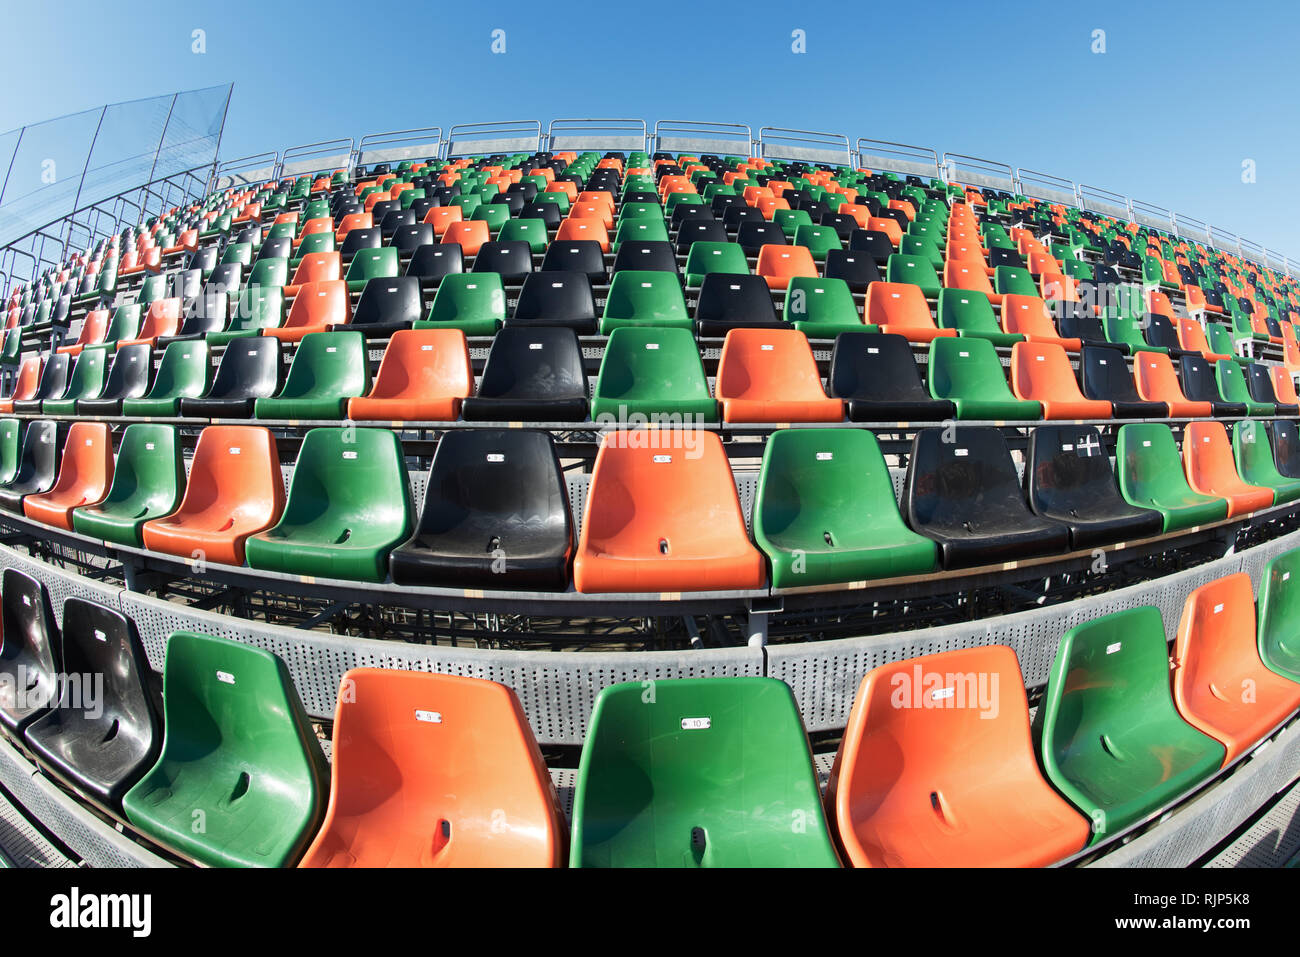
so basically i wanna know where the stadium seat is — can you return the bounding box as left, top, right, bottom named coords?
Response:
left=1177, top=317, right=1230, bottom=362
left=0, top=419, right=18, bottom=485
left=207, top=286, right=284, bottom=345
left=72, top=424, right=184, bottom=547
left=180, top=336, right=282, bottom=418
left=344, top=247, right=398, bottom=294
left=1035, top=606, right=1227, bottom=844
left=22, top=421, right=113, bottom=530
left=865, top=282, right=954, bottom=343
left=1000, top=295, right=1080, bottom=351
left=141, top=425, right=285, bottom=566
left=1233, top=420, right=1300, bottom=504
left=22, top=599, right=161, bottom=813
left=0, top=420, right=57, bottom=513
left=783, top=276, right=869, bottom=337
left=683, top=241, right=749, bottom=287
left=942, top=261, right=997, bottom=302
left=0, top=569, right=59, bottom=736
left=573, top=429, right=766, bottom=593
left=40, top=345, right=110, bottom=415
left=389, top=429, right=573, bottom=591
left=417, top=273, right=505, bottom=337
left=1010, top=341, right=1110, bottom=419
left=599, top=270, right=690, bottom=334
left=299, top=669, right=565, bottom=868
left=1247, top=362, right=1299, bottom=415
left=254, top=330, right=368, bottom=419
left=1172, top=574, right=1300, bottom=765
left=284, top=252, right=340, bottom=297
left=715, top=328, right=843, bottom=423
left=1116, top=424, right=1229, bottom=532
left=461, top=326, right=589, bottom=422
left=1178, top=354, right=1246, bottom=417
left=592, top=327, right=717, bottom=422
left=755, top=243, right=818, bottom=290
left=1026, top=425, right=1163, bottom=549
left=1256, top=549, right=1300, bottom=682
left=0, top=356, right=41, bottom=414
left=349, top=276, right=422, bottom=338
left=1182, top=420, right=1274, bottom=517
left=245, top=427, right=411, bottom=582
left=1269, top=420, right=1300, bottom=479
left=1077, top=345, right=1160, bottom=418
left=117, top=298, right=181, bottom=349
left=828, top=331, right=955, bottom=422
left=928, top=337, right=1040, bottom=420
left=55, top=308, right=109, bottom=356
left=1132, top=351, right=1210, bottom=417
left=828, top=645, right=1090, bottom=867
left=348, top=328, right=473, bottom=422
left=1215, top=359, right=1273, bottom=417
left=903, top=426, right=1069, bottom=568
left=570, top=677, right=839, bottom=867
left=265, top=279, right=350, bottom=342
left=754, top=428, right=937, bottom=587
left=122, top=632, right=328, bottom=868
left=510, top=271, right=597, bottom=334
left=936, top=288, right=1022, bottom=347
left=120, top=341, right=209, bottom=417
left=13, top=353, right=69, bottom=415
left=693, top=273, right=784, bottom=337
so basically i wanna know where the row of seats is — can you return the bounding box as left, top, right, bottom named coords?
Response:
left=5, top=553, right=1297, bottom=867
left=1, top=415, right=1296, bottom=590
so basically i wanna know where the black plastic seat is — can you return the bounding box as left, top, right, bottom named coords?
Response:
left=539, top=241, right=606, bottom=284
left=158, top=292, right=229, bottom=347
left=1178, top=354, right=1246, bottom=417
left=823, top=249, right=882, bottom=292
left=22, top=598, right=161, bottom=813
left=389, top=429, right=573, bottom=590
left=461, top=326, right=589, bottom=422
left=13, top=354, right=70, bottom=415
left=1247, top=362, right=1299, bottom=415
left=676, top=220, right=728, bottom=254
left=877, top=208, right=910, bottom=232
left=0, top=420, right=57, bottom=512
left=829, top=332, right=955, bottom=422
left=723, top=205, right=763, bottom=230
left=820, top=212, right=862, bottom=241
left=1025, top=425, right=1164, bottom=550
left=492, top=192, right=525, bottom=216
left=1143, top=313, right=1191, bottom=357
left=611, top=240, right=678, bottom=276
left=736, top=222, right=787, bottom=256
left=380, top=209, right=415, bottom=239
left=988, top=247, right=1026, bottom=271
left=350, top=276, right=422, bottom=338
left=1269, top=421, right=1300, bottom=478
left=694, top=273, right=784, bottom=337
left=670, top=204, right=713, bottom=229
left=256, top=236, right=292, bottom=262
left=407, top=243, right=463, bottom=286
left=509, top=271, right=597, bottom=334
left=168, top=268, right=203, bottom=302
left=0, top=569, right=59, bottom=736
left=1080, top=344, right=1163, bottom=418
left=903, top=426, right=1070, bottom=569
left=392, top=223, right=434, bottom=256
left=340, top=226, right=382, bottom=259
left=847, top=229, right=895, bottom=266
left=179, top=336, right=282, bottom=418
left=1056, top=301, right=1108, bottom=347
left=78, top=343, right=153, bottom=415
left=205, top=262, right=242, bottom=299
left=474, top=240, right=534, bottom=284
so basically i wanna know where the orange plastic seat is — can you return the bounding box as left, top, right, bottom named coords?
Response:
left=1173, top=574, right=1300, bottom=765
left=887, top=199, right=915, bottom=222
left=347, top=329, right=474, bottom=421
left=545, top=181, right=578, bottom=202
left=1270, top=366, right=1300, bottom=406
left=423, top=205, right=463, bottom=237
left=1147, top=289, right=1174, bottom=317
left=141, top=425, right=285, bottom=567
left=867, top=217, right=903, bottom=247
left=1040, top=273, right=1080, bottom=303
left=1183, top=285, right=1209, bottom=316
left=0, top=356, right=42, bottom=414
left=118, top=298, right=180, bottom=349
left=865, top=282, right=954, bottom=343
left=1133, top=350, right=1209, bottom=418
left=1010, top=341, right=1111, bottom=420
left=573, top=429, right=767, bottom=593
left=163, top=229, right=198, bottom=256
left=334, top=212, right=372, bottom=244
left=293, top=217, right=333, bottom=248
left=56, top=308, right=110, bottom=356
left=299, top=669, right=565, bottom=868
left=568, top=201, right=613, bottom=230
left=943, top=261, right=996, bottom=301
left=1177, top=317, right=1229, bottom=361
left=555, top=217, right=610, bottom=252
left=755, top=196, right=790, bottom=220
left=263, top=280, right=350, bottom=342
left=715, top=328, right=843, bottom=423
left=1182, top=420, right=1274, bottom=517
left=441, top=220, right=490, bottom=257
left=22, top=422, right=114, bottom=530
left=1027, top=250, right=1062, bottom=277
left=828, top=645, right=1091, bottom=867
left=1000, top=294, right=1080, bottom=351
left=755, top=243, right=817, bottom=290
left=284, top=251, right=341, bottom=298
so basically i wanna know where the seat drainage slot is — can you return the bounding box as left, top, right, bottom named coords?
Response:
left=334, top=528, right=352, bottom=544
left=659, top=538, right=670, bottom=555
left=690, top=825, right=706, bottom=865
left=823, top=530, right=835, bottom=547
left=100, top=718, right=119, bottom=745
left=229, top=771, right=251, bottom=803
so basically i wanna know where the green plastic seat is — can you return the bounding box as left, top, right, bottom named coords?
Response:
left=72, top=424, right=184, bottom=546
left=472, top=203, right=511, bottom=233
left=1215, top=360, right=1272, bottom=416
left=783, top=276, right=872, bottom=337
left=254, top=330, right=369, bottom=420
left=617, top=202, right=662, bottom=222
left=415, top=273, right=505, bottom=336
left=754, top=428, right=936, bottom=587
left=936, top=288, right=1023, bottom=347
left=246, top=257, right=288, bottom=290
left=344, top=247, right=399, bottom=294
left=1256, top=548, right=1300, bottom=682
left=900, top=233, right=943, bottom=268
left=1034, top=606, right=1227, bottom=845
left=291, top=231, right=334, bottom=265
left=497, top=218, right=548, bottom=254
left=684, top=242, right=748, bottom=287
left=928, top=336, right=1040, bottom=420
left=122, top=631, right=328, bottom=868
left=42, top=345, right=110, bottom=415
left=570, top=677, right=840, bottom=868
left=136, top=275, right=168, bottom=309
left=993, top=265, right=1038, bottom=298
left=121, top=340, right=211, bottom=417
left=1, top=328, right=22, bottom=366
left=1103, top=314, right=1164, bottom=355
left=612, top=218, right=670, bottom=250
left=1232, top=420, right=1300, bottom=504
left=207, top=286, right=284, bottom=346
left=244, top=426, right=412, bottom=582
left=1115, top=423, right=1228, bottom=532
left=0, top=419, right=19, bottom=485
left=886, top=254, right=940, bottom=298
left=221, top=242, right=253, bottom=269
left=792, top=225, right=842, bottom=263
left=591, top=327, right=717, bottom=422
left=599, top=270, right=690, bottom=334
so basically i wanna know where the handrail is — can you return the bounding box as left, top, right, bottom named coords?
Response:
left=757, top=127, right=851, bottom=166
left=653, top=120, right=753, bottom=158
left=354, top=127, right=443, bottom=170
left=546, top=118, right=647, bottom=155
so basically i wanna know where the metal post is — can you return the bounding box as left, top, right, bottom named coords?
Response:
left=142, top=93, right=179, bottom=205
left=0, top=124, right=25, bottom=210
left=206, top=83, right=234, bottom=194
left=62, top=105, right=108, bottom=259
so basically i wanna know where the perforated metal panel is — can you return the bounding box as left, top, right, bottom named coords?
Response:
left=1205, top=776, right=1300, bottom=868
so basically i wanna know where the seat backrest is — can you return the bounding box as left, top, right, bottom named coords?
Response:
left=513, top=271, right=596, bottom=323
left=174, top=425, right=284, bottom=525
left=602, top=270, right=688, bottom=326
left=10, top=419, right=57, bottom=488
left=1134, top=350, right=1192, bottom=404
left=60, top=345, right=110, bottom=400
left=695, top=273, right=779, bottom=327
left=594, top=326, right=711, bottom=412
left=928, top=335, right=1012, bottom=400
left=207, top=336, right=281, bottom=401
left=476, top=326, right=588, bottom=401
left=1214, top=358, right=1255, bottom=405
left=32, top=353, right=70, bottom=401
left=146, top=340, right=209, bottom=400
left=290, top=252, right=341, bottom=286
left=277, top=330, right=369, bottom=400
left=716, top=326, right=830, bottom=403
left=828, top=331, right=929, bottom=402
left=1257, top=548, right=1300, bottom=680
left=285, top=279, right=350, bottom=331
left=1178, top=354, right=1226, bottom=404
left=277, top=426, right=410, bottom=535
left=1173, top=573, right=1268, bottom=715
left=1246, top=362, right=1284, bottom=405
left=0, top=568, right=59, bottom=729
left=369, top=328, right=473, bottom=400
left=904, top=426, right=1027, bottom=527
left=1026, top=425, right=1130, bottom=516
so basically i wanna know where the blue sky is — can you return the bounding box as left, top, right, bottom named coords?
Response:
left=1, top=0, right=1297, bottom=259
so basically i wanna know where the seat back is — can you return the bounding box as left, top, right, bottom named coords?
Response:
left=31, top=353, right=70, bottom=402
left=1257, top=548, right=1300, bottom=681
left=284, top=279, right=350, bottom=332
left=904, top=426, right=1029, bottom=531
left=206, top=336, right=281, bottom=400
left=7, top=420, right=57, bottom=491
left=143, top=340, right=209, bottom=401
left=716, top=327, right=830, bottom=403
left=59, top=345, right=110, bottom=401
left=593, top=326, right=714, bottom=419
left=169, top=424, right=284, bottom=530
left=274, top=330, right=369, bottom=402
left=513, top=271, right=596, bottom=329
left=0, top=568, right=59, bottom=732
left=475, top=326, right=588, bottom=402
left=828, top=331, right=930, bottom=404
